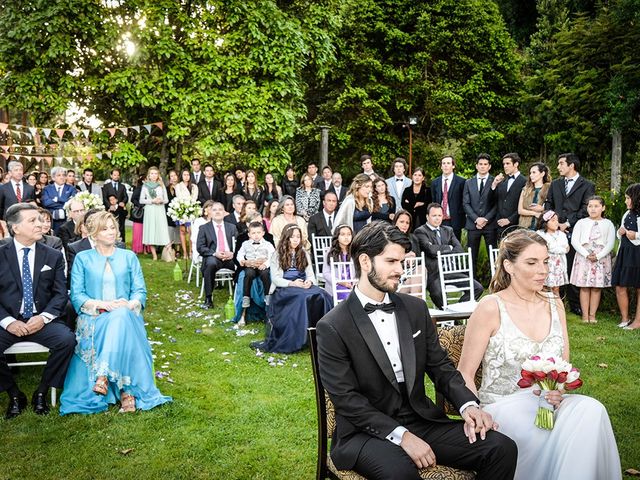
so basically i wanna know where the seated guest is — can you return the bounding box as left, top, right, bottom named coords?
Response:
left=334, top=174, right=373, bottom=234
left=37, top=208, right=64, bottom=252
left=263, top=199, right=279, bottom=232
left=60, top=211, right=172, bottom=415
left=269, top=195, right=310, bottom=250
left=392, top=210, right=420, bottom=257
left=295, top=173, right=321, bottom=221
left=42, top=166, right=77, bottom=233
left=237, top=200, right=258, bottom=236
left=66, top=209, right=115, bottom=279
left=224, top=194, right=246, bottom=227
left=0, top=203, right=75, bottom=419
left=58, top=198, right=85, bottom=251
left=255, top=224, right=332, bottom=353
left=414, top=203, right=484, bottom=309
left=308, top=191, right=338, bottom=239
left=236, top=221, right=275, bottom=326
left=197, top=202, right=237, bottom=309
left=322, top=224, right=353, bottom=302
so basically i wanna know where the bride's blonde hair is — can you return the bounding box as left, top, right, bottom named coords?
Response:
left=489, top=229, right=549, bottom=293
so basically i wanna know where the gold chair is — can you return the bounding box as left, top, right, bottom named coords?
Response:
left=308, top=327, right=475, bottom=480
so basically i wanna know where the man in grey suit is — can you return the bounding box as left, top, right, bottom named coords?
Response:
left=463, top=154, right=497, bottom=273
left=386, top=157, right=412, bottom=213
left=414, top=203, right=483, bottom=309
left=0, top=161, right=36, bottom=222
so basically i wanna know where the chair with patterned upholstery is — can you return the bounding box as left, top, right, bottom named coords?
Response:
left=308, top=327, right=476, bottom=480
left=435, top=325, right=482, bottom=415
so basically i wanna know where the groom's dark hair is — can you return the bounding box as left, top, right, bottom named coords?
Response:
left=350, top=221, right=411, bottom=278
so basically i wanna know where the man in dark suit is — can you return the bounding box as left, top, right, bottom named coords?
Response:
left=544, top=153, right=596, bottom=315
left=101, top=168, right=128, bottom=241
left=327, top=172, right=347, bottom=206
left=430, top=155, right=466, bottom=241
left=489, top=153, right=527, bottom=240
left=316, top=221, right=516, bottom=479
left=0, top=161, right=36, bottom=222
left=463, top=154, right=497, bottom=273
left=197, top=164, right=221, bottom=205
left=190, top=158, right=204, bottom=186
left=308, top=192, right=338, bottom=238
left=76, top=168, right=102, bottom=196
left=57, top=198, right=85, bottom=251
left=414, top=203, right=484, bottom=309
left=42, top=166, right=77, bottom=234
left=316, top=165, right=334, bottom=199
left=224, top=194, right=245, bottom=227
left=0, top=203, right=75, bottom=419
left=197, top=202, right=237, bottom=309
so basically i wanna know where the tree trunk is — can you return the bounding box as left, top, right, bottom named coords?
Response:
left=159, top=136, right=170, bottom=176
left=611, top=129, right=622, bottom=194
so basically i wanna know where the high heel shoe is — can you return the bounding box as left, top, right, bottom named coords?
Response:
left=92, top=376, right=108, bottom=396
left=119, top=393, right=136, bottom=413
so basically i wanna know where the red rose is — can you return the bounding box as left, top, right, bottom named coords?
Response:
left=517, top=378, right=533, bottom=388
left=564, top=378, right=583, bottom=390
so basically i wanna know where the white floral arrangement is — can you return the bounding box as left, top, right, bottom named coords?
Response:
left=65, top=191, right=105, bottom=212
left=168, top=197, right=201, bottom=224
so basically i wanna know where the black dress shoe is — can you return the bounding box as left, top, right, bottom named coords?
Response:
left=32, top=392, right=50, bottom=415
left=5, top=391, right=27, bottom=419
left=201, top=300, right=213, bottom=309
left=570, top=307, right=583, bottom=316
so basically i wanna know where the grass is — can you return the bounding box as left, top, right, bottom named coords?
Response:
left=0, top=255, right=638, bottom=479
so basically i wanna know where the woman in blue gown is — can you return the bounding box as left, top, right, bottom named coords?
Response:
left=262, top=223, right=333, bottom=353
left=60, top=211, right=171, bottom=415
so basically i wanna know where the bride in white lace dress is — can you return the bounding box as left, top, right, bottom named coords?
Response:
left=458, top=230, right=621, bottom=480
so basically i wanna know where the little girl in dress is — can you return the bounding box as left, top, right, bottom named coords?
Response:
left=536, top=210, right=569, bottom=297
left=570, top=196, right=615, bottom=323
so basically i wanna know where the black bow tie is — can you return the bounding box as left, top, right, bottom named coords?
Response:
left=252, top=242, right=261, bottom=245
left=364, top=302, right=395, bottom=314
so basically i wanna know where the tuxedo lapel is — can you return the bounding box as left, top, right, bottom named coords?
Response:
left=32, top=242, right=46, bottom=292
left=392, top=293, right=416, bottom=395
left=566, top=176, right=584, bottom=198
left=347, top=293, right=400, bottom=393
left=3, top=243, right=22, bottom=295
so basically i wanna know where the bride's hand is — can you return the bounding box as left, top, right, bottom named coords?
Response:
left=534, top=389, right=564, bottom=408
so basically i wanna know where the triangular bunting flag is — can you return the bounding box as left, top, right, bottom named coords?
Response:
left=45, top=157, right=53, bottom=165
left=29, top=127, right=38, bottom=137
left=95, top=128, right=103, bottom=134
left=0, top=145, right=8, bottom=152
left=152, top=122, right=163, bottom=130
left=23, top=155, right=32, bottom=161
left=106, top=152, right=112, bottom=159
left=70, top=129, right=79, bottom=137
left=131, top=126, right=140, bottom=134
left=43, top=128, right=52, bottom=138
left=55, top=129, right=66, bottom=139
left=143, top=124, right=152, bottom=133
left=26, top=146, right=33, bottom=154
left=82, top=129, right=90, bottom=139
left=0, top=123, right=8, bottom=133
left=96, top=153, right=103, bottom=160
left=65, top=156, right=73, bottom=162
left=119, top=127, right=128, bottom=136
left=107, top=128, right=116, bottom=137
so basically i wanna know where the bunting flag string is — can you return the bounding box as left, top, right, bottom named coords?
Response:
left=0, top=121, right=163, bottom=139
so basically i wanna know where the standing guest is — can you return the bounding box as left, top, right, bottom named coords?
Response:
left=536, top=210, right=569, bottom=297
left=220, top=173, right=240, bottom=213
left=197, top=202, right=237, bottom=309
left=458, top=229, right=620, bottom=480
left=463, top=154, right=497, bottom=273
left=242, top=169, right=264, bottom=207
left=544, top=153, right=595, bottom=315
left=0, top=203, right=75, bottom=419
left=2, top=172, right=10, bottom=183
left=165, top=170, right=181, bottom=255
left=307, top=162, right=320, bottom=186
left=317, top=166, right=334, bottom=199
left=393, top=210, right=420, bottom=257
left=317, top=221, right=517, bottom=479
left=58, top=198, right=85, bottom=251
left=295, top=173, right=321, bottom=221
left=237, top=200, right=258, bottom=236
left=262, top=172, right=282, bottom=211
left=263, top=199, right=279, bottom=232
left=225, top=194, right=246, bottom=228
left=334, top=174, right=373, bottom=234
left=130, top=175, right=146, bottom=254
left=35, top=171, right=49, bottom=206
left=308, top=191, right=338, bottom=238
left=101, top=168, right=128, bottom=242
left=401, top=168, right=429, bottom=229
left=190, top=158, right=204, bottom=185
left=197, top=164, right=220, bottom=205
left=258, top=223, right=332, bottom=353
left=570, top=196, right=615, bottom=324
left=360, top=154, right=377, bottom=179
left=322, top=224, right=353, bottom=301
left=43, top=166, right=77, bottom=234
left=65, top=170, right=77, bottom=187
left=371, top=177, right=396, bottom=223
left=235, top=168, right=246, bottom=189
left=76, top=168, right=102, bottom=196
left=175, top=168, right=199, bottom=259
left=431, top=155, right=466, bottom=241
left=518, top=163, right=551, bottom=229
left=236, top=221, right=276, bottom=326
left=281, top=165, right=299, bottom=198
left=140, top=167, right=171, bottom=261
left=489, top=153, right=527, bottom=240
left=613, top=183, right=640, bottom=330
left=269, top=195, right=310, bottom=250
left=328, top=172, right=347, bottom=205
left=0, top=161, right=36, bottom=222
left=386, top=157, right=412, bottom=213
left=26, top=172, right=38, bottom=189
left=60, top=211, right=172, bottom=415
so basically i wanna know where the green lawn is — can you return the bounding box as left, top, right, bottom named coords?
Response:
left=0, top=257, right=638, bottom=479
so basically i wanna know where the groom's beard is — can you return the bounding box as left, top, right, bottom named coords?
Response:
left=367, top=262, right=401, bottom=294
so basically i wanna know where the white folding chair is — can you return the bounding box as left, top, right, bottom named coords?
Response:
left=312, top=234, right=332, bottom=286
left=200, top=237, right=236, bottom=298
left=4, top=342, right=57, bottom=406
left=397, top=253, right=427, bottom=300
left=489, top=244, right=500, bottom=278
left=436, top=248, right=477, bottom=314
left=329, top=258, right=357, bottom=305
left=188, top=218, right=206, bottom=287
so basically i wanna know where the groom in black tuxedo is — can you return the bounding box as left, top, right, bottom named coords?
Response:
left=316, top=221, right=516, bottom=479
left=0, top=203, right=75, bottom=419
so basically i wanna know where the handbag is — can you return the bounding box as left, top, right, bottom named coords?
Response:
left=130, top=205, right=144, bottom=221
left=161, top=244, right=176, bottom=262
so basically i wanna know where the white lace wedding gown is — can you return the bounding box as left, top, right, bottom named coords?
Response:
left=478, top=294, right=621, bottom=480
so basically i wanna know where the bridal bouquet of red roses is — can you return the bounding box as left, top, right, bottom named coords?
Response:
left=517, top=355, right=583, bottom=430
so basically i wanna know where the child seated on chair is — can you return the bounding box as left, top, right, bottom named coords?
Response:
left=236, top=221, right=275, bottom=325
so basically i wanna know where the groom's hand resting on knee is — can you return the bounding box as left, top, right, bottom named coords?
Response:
left=462, top=406, right=497, bottom=443
left=400, top=431, right=436, bottom=469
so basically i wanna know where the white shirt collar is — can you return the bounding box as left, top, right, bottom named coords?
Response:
left=13, top=238, right=36, bottom=252
left=354, top=285, right=391, bottom=307
left=565, top=173, right=580, bottom=181
left=442, top=173, right=453, bottom=182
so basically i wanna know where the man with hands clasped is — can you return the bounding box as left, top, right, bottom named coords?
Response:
left=316, top=221, right=516, bottom=479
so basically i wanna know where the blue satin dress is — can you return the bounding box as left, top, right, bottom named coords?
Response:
left=60, top=248, right=172, bottom=415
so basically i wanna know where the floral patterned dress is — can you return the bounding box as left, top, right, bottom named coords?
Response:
left=570, top=221, right=613, bottom=288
